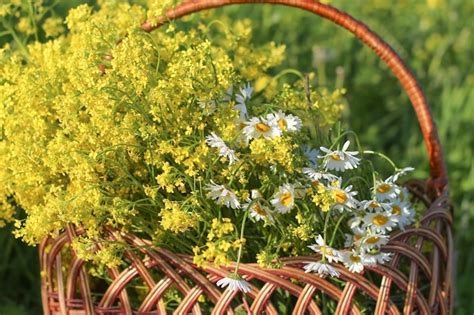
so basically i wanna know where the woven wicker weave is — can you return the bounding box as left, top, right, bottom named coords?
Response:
left=39, top=1, right=453, bottom=314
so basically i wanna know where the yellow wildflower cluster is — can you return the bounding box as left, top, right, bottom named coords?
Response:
left=249, top=136, right=299, bottom=172
left=0, top=0, right=365, bottom=272
left=310, top=183, right=336, bottom=212
left=256, top=250, right=281, bottom=268
left=193, top=218, right=241, bottom=268
left=72, top=236, right=124, bottom=269
left=160, top=200, right=199, bottom=234
left=0, top=2, right=290, bottom=249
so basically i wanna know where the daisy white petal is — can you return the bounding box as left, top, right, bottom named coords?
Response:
left=216, top=274, right=251, bottom=293
left=302, top=167, right=338, bottom=183
left=272, top=110, right=302, bottom=133
left=387, top=167, right=415, bottom=183
left=303, top=146, right=319, bottom=167
left=303, top=260, right=340, bottom=277
left=242, top=115, right=281, bottom=142
left=243, top=199, right=274, bottom=223
left=319, top=141, right=360, bottom=172
left=359, top=200, right=392, bottom=212
left=344, top=226, right=365, bottom=247
left=374, top=179, right=401, bottom=201
left=205, top=133, right=239, bottom=165
left=342, top=250, right=365, bottom=273
left=308, top=235, right=342, bottom=263
left=328, top=180, right=358, bottom=212
left=205, top=181, right=241, bottom=209
left=363, top=211, right=398, bottom=234
left=363, top=252, right=393, bottom=265
left=360, top=232, right=389, bottom=250
left=389, top=199, right=415, bottom=230
left=270, top=184, right=295, bottom=214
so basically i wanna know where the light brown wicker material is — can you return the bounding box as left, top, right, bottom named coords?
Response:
left=39, top=1, right=453, bottom=314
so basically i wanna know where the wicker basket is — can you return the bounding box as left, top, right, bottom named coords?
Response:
left=39, top=1, right=453, bottom=314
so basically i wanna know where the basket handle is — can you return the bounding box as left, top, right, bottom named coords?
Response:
left=141, top=0, right=448, bottom=194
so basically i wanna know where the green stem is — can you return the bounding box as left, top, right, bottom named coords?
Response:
left=329, top=213, right=348, bottom=247
left=329, top=130, right=362, bottom=153
left=363, top=150, right=398, bottom=170
left=322, top=210, right=331, bottom=263
left=234, top=203, right=250, bottom=274
left=27, top=0, right=39, bottom=42
left=6, top=28, right=29, bottom=58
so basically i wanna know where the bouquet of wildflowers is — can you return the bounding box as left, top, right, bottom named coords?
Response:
left=0, top=1, right=420, bottom=309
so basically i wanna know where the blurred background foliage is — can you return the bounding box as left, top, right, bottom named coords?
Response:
left=1, top=0, right=472, bottom=314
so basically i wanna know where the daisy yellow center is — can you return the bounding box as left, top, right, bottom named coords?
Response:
left=366, top=236, right=380, bottom=244
left=354, top=234, right=363, bottom=241
left=280, top=192, right=293, bottom=207
left=369, top=201, right=380, bottom=209
left=377, top=183, right=392, bottom=194
left=278, top=119, right=287, bottom=130
left=256, top=122, right=271, bottom=133
left=320, top=245, right=334, bottom=256
left=372, top=214, right=389, bottom=226
left=330, top=153, right=342, bottom=161
left=350, top=254, right=361, bottom=263
left=253, top=204, right=267, bottom=216
left=392, top=205, right=401, bottom=215
left=334, top=190, right=348, bottom=204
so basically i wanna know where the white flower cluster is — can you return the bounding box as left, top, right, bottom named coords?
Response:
left=302, top=163, right=415, bottom=278
left=233, top=82, right=303, bottom=143
left=204, top=83, right=302, bottom=165
left=201, top=84, right=416, bottom=282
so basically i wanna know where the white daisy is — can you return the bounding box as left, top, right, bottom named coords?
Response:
left=348, top=216, right=364, bottom=229
left=248, top=202, right=273, bottom=222
left=328, top=180, right=358, bottom=212
left=359, top=200, right=392, bottom=212
left=251, top=189, right=262, bottom=200
left=242, top=115, right=281, bottom=142
left=363, top=252, right=393, bottom=265
left=389, top=199, right=415, bottom=230
left=387, top=167, right=415, bottom=183
left=205, top=133, right=239, bottom=165
left=235, top=83, right=253, bottom=119
left=344, top=226, right=365, bottom=247
left=237, top=83, right=253, bottom=103
left=242, top=190, right=273, bottom=222
left=319, top=141, right=360, bottom=172
left=235, top=101, right=248, bottom=120
left=308, top=235, right=342, bottom=263
left=271, top=110, right=302, bottom=133
left=303, top=146, right=319, bottom=167
left=396, top=186, right=411, bottom=204
left=303, top=260, right=340, bottom=277
left=216, top=274, right=251, bottom=293
left=205, top=181, right=240, bottom=209
left=270, top=184, right=296, bottom=214
left=374, top=179, right=401, bottom=201
left=363, top=211, right=398, bottom=234
left=342, top=250, right=365, bottom=273
left=302, top=167, right=338, bottom=183
left=360, top=232, right=389, bottom=250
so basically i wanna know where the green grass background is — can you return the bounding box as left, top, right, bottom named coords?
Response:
left=0, top=0, right=472, bottom=314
